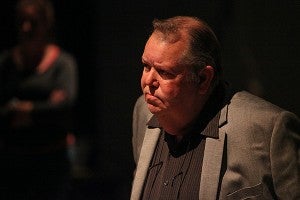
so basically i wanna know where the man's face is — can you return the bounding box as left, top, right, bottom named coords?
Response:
left=141, top=32, right=200, bottom=117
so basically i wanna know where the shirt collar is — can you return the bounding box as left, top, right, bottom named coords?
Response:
left=147, top=115, right=161, bottom=128
left=146, top=111, right=220, bottom=139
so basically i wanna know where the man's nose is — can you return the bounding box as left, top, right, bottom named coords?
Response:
left=144, top=68, right=159, bottom=88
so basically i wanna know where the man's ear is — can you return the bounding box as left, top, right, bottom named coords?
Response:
left=197, top=65, right=215, bottom=94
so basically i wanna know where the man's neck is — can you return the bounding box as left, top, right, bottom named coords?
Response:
left=157, top=81, right=231, bottom=142
left=157, top=96, right=209, bottom=141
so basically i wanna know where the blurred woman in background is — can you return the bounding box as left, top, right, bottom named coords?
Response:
left=0, top=0, right=78, bottom=199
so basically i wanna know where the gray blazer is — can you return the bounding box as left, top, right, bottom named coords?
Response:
left=130, top=91, right=300, bottom=200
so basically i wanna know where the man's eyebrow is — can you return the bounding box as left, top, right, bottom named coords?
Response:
left=142, top=58, right=155, bottom=67
left=141, top=58, right=148, bottom=64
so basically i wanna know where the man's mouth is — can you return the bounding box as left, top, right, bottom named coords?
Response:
left=145, top=93, right=159, bottom=105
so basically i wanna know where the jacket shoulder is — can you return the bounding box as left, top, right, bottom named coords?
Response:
left=230, top=91, right=284, bottom=113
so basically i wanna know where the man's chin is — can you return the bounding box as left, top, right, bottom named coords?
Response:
left=147, top=104, right=162, bottom=114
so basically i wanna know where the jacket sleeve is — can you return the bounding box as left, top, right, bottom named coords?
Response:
left=270, top=111, right=300, bottom=199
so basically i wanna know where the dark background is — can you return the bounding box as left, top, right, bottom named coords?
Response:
left=1, top=1, right=299, bottom=199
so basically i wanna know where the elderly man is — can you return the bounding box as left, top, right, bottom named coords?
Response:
left=130, top=16, right=300, bottom=200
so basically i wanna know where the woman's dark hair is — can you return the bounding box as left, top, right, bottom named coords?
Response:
left=16, top=0, right=55, bottom=40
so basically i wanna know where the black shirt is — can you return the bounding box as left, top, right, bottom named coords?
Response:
left=141, top=82, right=232, bottom=200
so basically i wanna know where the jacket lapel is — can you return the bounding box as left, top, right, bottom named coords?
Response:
left=130, top=127, right=161, bottom=200
left=199, top=104, right=228, bottom=200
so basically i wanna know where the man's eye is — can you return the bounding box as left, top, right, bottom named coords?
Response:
left=159, top=70, right=169, bottom=75
left=143, top=65, right=150, bottom=71
left=158, top=70, right=175, bottom=79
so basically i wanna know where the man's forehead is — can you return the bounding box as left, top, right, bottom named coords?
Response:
left=152, top=30, right=182, bottom=43
left=147, top=37, right=188, bottom=64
